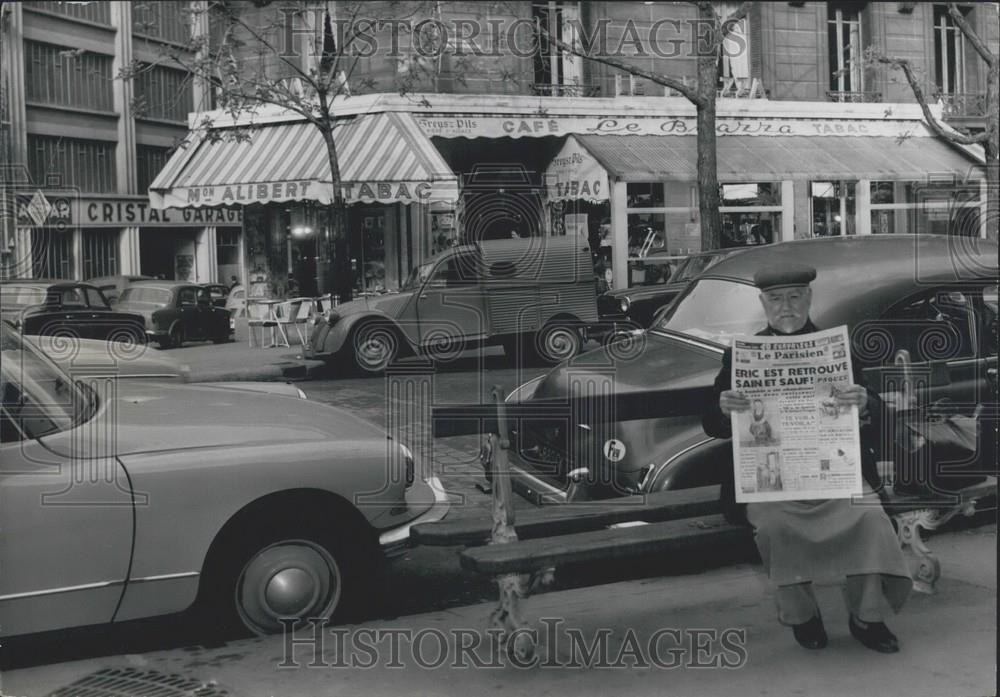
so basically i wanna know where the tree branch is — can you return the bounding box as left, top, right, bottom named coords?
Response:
left=876, top=56, right=988, bottom=145
left=542, top=27, right=704, bottom=106
left=948, top=3, right=997, bottom=68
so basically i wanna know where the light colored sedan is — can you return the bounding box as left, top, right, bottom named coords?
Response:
left=0, top=323, right=447, bottom=637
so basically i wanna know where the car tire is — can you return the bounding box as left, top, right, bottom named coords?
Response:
left=168, top=324, right=184, bottom=349
left=349, top=321, right=399, bottom=374
left=202, top=513, right=376, bottom=637
left=534, top=322, right=582, bottom=365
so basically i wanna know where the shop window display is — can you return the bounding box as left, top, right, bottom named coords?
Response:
left=869, top=180, right=981, bottom=236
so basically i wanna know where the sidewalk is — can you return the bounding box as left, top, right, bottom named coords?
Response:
left=4, top=524, right=995, bottom=697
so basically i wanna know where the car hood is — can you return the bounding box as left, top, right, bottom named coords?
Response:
left=334, top=293, right=411, bottom=318
left=531, top=330, right=723, bottom=401
left=26, top=336, right=188, bottom=378
left=606, top=282, right=687, bottom=300
left=39, top=380, right=384, bottom=458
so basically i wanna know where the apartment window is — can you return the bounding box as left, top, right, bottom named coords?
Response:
left=137, top=145, right=172, bottom=193
left=132, top=1, right=192, bottom=44
left=934, top=5, right=968, bottom=94
left=716, top=2, right=750, bottom=80
left=83, top=229, right=119, bottom=279
left=532, top=1, right=582, bottom=88
left=28, top=1, right=111, bottom=25
left=27, top=135, right=116, bottom=193
left=827, top=2, right=864, bottom=92
left=133, top=65, right=194, bottom=122
left=24, top=41, right=114, bottom=112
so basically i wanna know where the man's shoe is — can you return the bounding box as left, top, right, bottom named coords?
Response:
left=791, top=613, right=828, bottom=650
left=849, top=615, right=899, bottom=653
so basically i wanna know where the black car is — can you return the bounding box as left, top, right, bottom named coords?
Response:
left=507, top=236, right=998, bottom=505
left=598, top=249, right=745, bottom=329
left=0, top=280, right=146, bottom=343
left=116, top=281, right=233, bottom=349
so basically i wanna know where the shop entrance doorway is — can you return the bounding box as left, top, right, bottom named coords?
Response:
left=290, top=234, right=318, bottom=297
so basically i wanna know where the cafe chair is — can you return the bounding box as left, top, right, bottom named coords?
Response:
left=247, top=300, right=289, bottom=348
left=276, top=298, right=311, bottom=346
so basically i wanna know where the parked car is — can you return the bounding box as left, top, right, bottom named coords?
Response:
left=504, top=236, right=998, bottom=505
left=0, top=280, right=146, bottom=344
left=0, top=321, right=447, bottom=637
left=225, top=283, right=247, bottom=317
left=85, top=274, right=154, bottom=305
left=116, top=281, right=234, bottom=349
left=204, top=283, right=231, bottom=308
left=307, top=237, right=600, bottom=372
left=598, top=249, right=745, bottom=329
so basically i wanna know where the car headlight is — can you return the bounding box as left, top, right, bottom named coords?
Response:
left=619, top=296, right=631, bottom=314
left=326, top=309, right=340, bottom=327
left=295, top=387, right=308, bottom=400
left=399, top=443, right=415, bottom=488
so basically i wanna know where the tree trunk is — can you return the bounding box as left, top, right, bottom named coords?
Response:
left=983, top=60, right=999, bottom=243
left=319, top=124, right=349, bottom=298
left=696, top=54, right=722, bottom=251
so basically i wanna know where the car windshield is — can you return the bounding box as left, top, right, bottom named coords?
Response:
left=655, top=278, right=766, bottom=346
left=0, top=286, right=48, bottom=308
left=119, top=287, right=171, bottom=305
left=402, top=261, right=436, bottom=291
left=1, top=323, right=92, bottom=439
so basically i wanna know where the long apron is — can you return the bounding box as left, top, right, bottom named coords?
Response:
left=746, top=486, right=912, bottom=611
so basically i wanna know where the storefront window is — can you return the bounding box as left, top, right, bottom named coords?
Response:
left=721, top=182, right=781, bottom=206
left=626, top=183, right=665, bottom=208
left=869, top=179, right=981, bottom=236
left=719, top=182, right=782, bottom=248
left=811, top=181, right=856, bottom=236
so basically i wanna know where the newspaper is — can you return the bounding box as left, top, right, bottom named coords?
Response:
left=731, top=325, right=863, bottom=503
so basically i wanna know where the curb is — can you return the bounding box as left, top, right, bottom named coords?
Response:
left=188, top=358, right=327, bottom=383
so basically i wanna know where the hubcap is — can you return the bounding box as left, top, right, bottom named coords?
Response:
left=358, top=330, right=394, bottom=369
left=236, top=540, right=341, bottom=635
left=542, top=327, right=579, bottom=361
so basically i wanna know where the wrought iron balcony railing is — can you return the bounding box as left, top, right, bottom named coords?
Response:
left=933, top=92, right=989, bottom=119
left=826, top=90, right=883, bottom=103
left=531, top=83, right=601, bottom=98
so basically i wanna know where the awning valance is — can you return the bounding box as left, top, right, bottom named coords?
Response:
left=573, top=134, right=984, bottom=183
left=149, top=112, right=459, bottom=209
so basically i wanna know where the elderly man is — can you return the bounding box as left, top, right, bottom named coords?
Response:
left=702, top=264, right=911, bottom=653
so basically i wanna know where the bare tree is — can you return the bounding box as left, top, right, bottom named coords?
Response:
left=870, top=3, right=998, bottom=241
left=543, top=1, right=752, bottom=251
left=122, top=0, right=454, bottom=295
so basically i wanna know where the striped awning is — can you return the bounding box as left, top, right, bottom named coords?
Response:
left=149, top=112, right=459, bottom=209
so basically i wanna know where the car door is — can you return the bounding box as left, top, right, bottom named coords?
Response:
left=863, top=285, right=997, bottom=409
left=177, top=286, right=202, bottom=339
left=416, top=251, right=488, bottom=346
left=45, top=286, right=89, bottom=338
left=83, top=286, right=114, bottom=340
left=0, top=354, right=133, bottom=636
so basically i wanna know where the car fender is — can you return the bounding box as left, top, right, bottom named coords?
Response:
left=114, top=440, right=411, bottom=620
left=320, top=311, right=411, bottom=356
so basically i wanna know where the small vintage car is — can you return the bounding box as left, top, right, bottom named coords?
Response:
left=598, top=249, right=745, bottom=329
left=85, top=274, right=154, bottom=305
left=0, top=280, right=146, bottom=344
left=307, top=237, right=600, bottom=373
left=0, top=322, right=447, bottom=638
left=225, top=283, right=247, bottom=317
left=117, top=281, right=234, bottom=349
left=505, top=235, right=998, bottom=505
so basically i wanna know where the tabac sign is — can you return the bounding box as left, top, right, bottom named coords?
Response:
left=545, top=136, right=610, bottom=203
left=152, top=179, right=459, bottom=208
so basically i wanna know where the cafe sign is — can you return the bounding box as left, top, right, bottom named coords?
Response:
left=544, top=135, right=610, bottom=203
left=415, top=115, right=932, bottom=140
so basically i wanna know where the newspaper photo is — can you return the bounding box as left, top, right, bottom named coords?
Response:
left=731, top=325, right=863, bottom=503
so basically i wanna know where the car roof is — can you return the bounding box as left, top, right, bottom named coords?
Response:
left=127, top=280, right=203, bottom=288
left=698, top=235, right=999, bottom=328
left=0, top=279, right=98, bottom=289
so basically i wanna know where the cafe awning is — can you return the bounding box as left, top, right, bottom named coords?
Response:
left=149, top=112, right=459, bottom=209
left=544, top=135, right=610, bottom=203
left=574, top=134, right=984, bottom=183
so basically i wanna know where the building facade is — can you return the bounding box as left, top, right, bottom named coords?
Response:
left=0, top=0, right=243, bottom=284
left=4, top=1, right=996, bottom=293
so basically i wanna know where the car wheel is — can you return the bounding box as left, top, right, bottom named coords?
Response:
left=535, top=322, right=582, bottom=364
left=350, top=322, right=399, bottom=374
left=168, top=324, right=184, bottom=349
left=207, top=516, right=374, bottom=636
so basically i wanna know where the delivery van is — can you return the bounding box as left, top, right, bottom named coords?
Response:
left=306, top=236, right=599, bottom=373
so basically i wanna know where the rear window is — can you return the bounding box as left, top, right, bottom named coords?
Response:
left=0, top=286, right=47, bottom=308
left=120, top=287, right=172, bottom=305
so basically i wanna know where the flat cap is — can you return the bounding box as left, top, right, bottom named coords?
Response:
left=754, top=263, right=817, bottom=290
